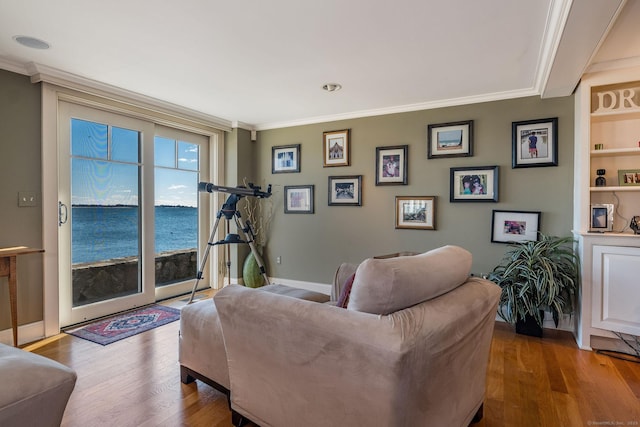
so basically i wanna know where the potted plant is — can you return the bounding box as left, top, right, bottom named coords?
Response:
left=488, top=234, right=580, bottom=337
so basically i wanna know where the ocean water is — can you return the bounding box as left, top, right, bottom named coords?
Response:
left=72, top=206, right=197, bottom=264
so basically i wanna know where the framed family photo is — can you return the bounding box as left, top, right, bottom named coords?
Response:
left=618, top=169, right=640, bottom=186
left=395, top=196, right=435, bottom=230
left=323, top=129, right=350, bottom=167
left=590, top=204, right=614, bottom=232
left=272, top=144, right=300, bottom=173
left=450, top=165, right=498, bottom=202
left=376, top=145, right=408, bottom=185
left=328, top=175, right=362, bottom=206
left=491, top=210, right=540, bottom=243
left=427, top=120, right=473, bottom=159
left=284, top=185, right=314, bottom=214
left=512, top=117, right=558, bottom=168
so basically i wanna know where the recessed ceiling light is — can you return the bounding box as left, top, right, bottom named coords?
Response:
left=13, top=35, right=50, bottom=50
left=322, top=83, right=342, bottom=92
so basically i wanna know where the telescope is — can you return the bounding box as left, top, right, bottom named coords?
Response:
left=198, top=181, right=272, bottom=199
left=187, top=180, right=272, bottom=304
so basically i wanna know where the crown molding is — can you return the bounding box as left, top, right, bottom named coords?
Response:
left=253, top=87, right=539, bottom=131
left=0, top=56, right=30, bottom=76
left=586, top=55, right=640, bottom=74
left=231, top=121, right=255, bottom=131
left=535, top=0, right=573, bottom=94
left=26, top=62, right=233, bottom=132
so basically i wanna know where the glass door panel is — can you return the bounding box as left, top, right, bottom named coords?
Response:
left=59, top=102, right=155, bottom=327
left=154, top=137, right=199, bottom=289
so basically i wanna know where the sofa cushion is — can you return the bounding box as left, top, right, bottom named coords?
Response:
left=347, top=245, right=472, bottom=315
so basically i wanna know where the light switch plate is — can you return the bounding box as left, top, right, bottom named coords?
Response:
left=18, top=191, right=37, bottom=207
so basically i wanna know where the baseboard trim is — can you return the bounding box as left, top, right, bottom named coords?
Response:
left=0, top=321, right=45, bottom=347
left=268, top=277, right=331, bottom=295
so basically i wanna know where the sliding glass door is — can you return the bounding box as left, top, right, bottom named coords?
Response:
left=58, top=102, right=211, bottom=326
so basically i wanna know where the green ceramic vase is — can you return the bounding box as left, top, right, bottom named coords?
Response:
left=242, top=251, right=265, bottom=288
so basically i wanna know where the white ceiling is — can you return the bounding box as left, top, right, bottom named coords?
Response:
left=0, top=0, right=634, bottom=130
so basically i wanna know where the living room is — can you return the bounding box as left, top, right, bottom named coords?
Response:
left=1, top=1, right=640, bottom=425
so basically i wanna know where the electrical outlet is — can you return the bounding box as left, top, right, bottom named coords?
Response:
left=18, top=191, right=37, bottom=207
left=276, top=256, right=281, bottom=264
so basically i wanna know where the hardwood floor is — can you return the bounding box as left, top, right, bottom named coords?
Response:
left=24, top=296, right=640, bottom=427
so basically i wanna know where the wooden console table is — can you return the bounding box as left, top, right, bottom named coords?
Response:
left=0, top=246, right=44, bottom=346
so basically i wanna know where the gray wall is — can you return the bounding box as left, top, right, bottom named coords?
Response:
left=224, top=128, right=256, bottom=279
left=255, top=95, right=575, bottom=285
left=0, top=70, right=43, bottom=329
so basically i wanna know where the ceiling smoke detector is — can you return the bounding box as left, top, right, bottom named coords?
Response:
left=13, top=35, right=50, bottom=50
left=322, top=83, right=342, bottom=92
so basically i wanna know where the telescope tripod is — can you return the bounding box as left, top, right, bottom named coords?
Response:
left=187, top=193, right=270, bottom=304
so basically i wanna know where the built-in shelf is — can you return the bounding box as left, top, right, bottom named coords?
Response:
left=578, top=231, right=640, bottom=238
left=591, top=109, right=640, bottom=122
left=590, top=147, right=640, bottom=157
left=590, top=186, right=640, bottom=192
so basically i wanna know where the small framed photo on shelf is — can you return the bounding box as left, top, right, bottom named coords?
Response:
left=323, top=129, right=350, bottom=167
left=328, top=175, right=362, bottom=206
left=450, top=165, right=498, bottom=202
left=395, top=196, right=436, bottom=230
left=376, top=145, right=408, bottom=185
left=272, top=144, right=300, bottom=173
left=512, top=117, right=558, bottom=168
left=491, top=210, right=541, bottom=243
left=284, top=185, right=314, bottom=214
left=427, top=120, right=473, bottom=159
left=617, top=169, right=640, bottom=186
left=590, top=204, right=614, bottom=232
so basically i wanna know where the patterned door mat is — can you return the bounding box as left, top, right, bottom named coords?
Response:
left=65, top=304, right=181, bottom=345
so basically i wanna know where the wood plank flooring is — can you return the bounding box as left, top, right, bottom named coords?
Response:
left=24, top=295, right=640, bottom=427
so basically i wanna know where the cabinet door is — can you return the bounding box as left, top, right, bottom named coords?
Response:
left=592, top=245, right=640, bottom=335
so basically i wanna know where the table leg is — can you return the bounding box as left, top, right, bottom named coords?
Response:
left=8, top=256, right=17, bottom=347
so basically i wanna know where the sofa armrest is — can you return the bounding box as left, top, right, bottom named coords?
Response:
left=215, top=279, right=500, bottom=427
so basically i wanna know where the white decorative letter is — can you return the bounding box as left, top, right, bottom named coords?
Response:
left=595, top=91, right=617, bottom=112
left=619, top=89, right=640, bottom=109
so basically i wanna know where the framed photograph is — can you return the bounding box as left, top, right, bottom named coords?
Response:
left=323, top=129, right=350, bottom=167
left=617, top=169, right=640, bottom=186
left=450, top=166, right=499, bottom=202
left=395, top=196, right=436, bottom=230
left=328, top=175, right=362, bottom=206
left=272, top=144, right=300, bottom=173
left=284, top=185, right=314, bottom=214
left=491, top=210, right=541, bottom=243
left=427, top=120, right=473, bottom=158
left=376, top=145, right=408, bottom=185
left=512, top=117, right=558, bottom=168
left=590, top=204, right=614, bottom=232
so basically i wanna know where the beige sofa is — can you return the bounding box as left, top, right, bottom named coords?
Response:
left=214, top=246, right=501, bottom=427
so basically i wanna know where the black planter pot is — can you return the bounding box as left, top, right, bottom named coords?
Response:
left=515, top=312, right=543, bottom=337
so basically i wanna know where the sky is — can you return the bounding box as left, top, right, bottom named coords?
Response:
left=71, top=119, right=199, bottom=207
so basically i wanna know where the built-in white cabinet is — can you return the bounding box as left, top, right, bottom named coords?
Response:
left=592, top=244, right=640, bottom=336
left=574, top=66, right=640, bottom=350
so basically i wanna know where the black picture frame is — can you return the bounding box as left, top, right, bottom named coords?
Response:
left=427, top=120, right=473, bottom=159
left=272, top=144, right=301, bottom=173
left=328, top=175, right=362, bottom=206
left=284, top=185, right=314, bottom=214
left=375, top=145, right=408, bottom=185
left=491, top=210, right=541, bottom=243
left=512, top=117, right=558, bottom=168
left=450, top=166, right=499, bottom=202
